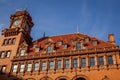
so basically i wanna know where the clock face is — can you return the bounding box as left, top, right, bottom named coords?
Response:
left=13, top=20, right=21, bottom=26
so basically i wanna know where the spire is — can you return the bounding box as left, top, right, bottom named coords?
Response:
left=77, top=24, right=80, bottom=33
left=43, top=32, right=46, bottom=37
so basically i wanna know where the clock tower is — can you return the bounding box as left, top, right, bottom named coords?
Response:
left=0, top=10, right=34, bottom=78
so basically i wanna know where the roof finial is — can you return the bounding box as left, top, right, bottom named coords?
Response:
left=43, top=32, right=46, bottom=37
left=77, top=24, right=80, bottom=33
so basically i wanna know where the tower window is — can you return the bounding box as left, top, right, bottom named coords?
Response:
left=108, top=55, right=113, bottom=65
left=81, top=58, right=86, bottom=67
left=27, top=63, right=32, bottom=72
left=42, top=62, right=46, bottom=70
left=47, top=46, right=52, bottom=53
left=76, top=43, right=82, bottom=50
left=6, top=51, right=11, bottom=58
left=99, top=56, right=104, bottom=66
left=73, top=59, right=78, bottom=68
left=0, top=51, right=5, bottom=58
left=20, top=64, right=25, bottom=72
left=8, top=39, right=11, bottom=45
left=34, top=62, right=39, bottom=71
left=49, top=61, right=54, bottom=70
left=1, top=65, right=6, bottom=73
left=90, top=57, right=95, bottom=66
left=12, top=65, right=18, bottom=72
left=3, top=39, right=7, bottom=45
left=57, top=60, right=62, bottom=69
left=20, top=50, right=25, bottom=56
left=11, top=38, right=16, bottom=44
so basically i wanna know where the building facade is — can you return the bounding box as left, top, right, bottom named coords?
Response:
left=0, top=10, right=120, bottom=80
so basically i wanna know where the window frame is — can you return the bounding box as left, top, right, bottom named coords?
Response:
left=65, top=59, right=69, bottom=68
left=20, top=64, right=25, bottom=72
left=47, top=46, right=52, bottom=53
left=90, top=57, right=95, bottom=66
left=73, top=59, right=78, bottom=68
left=49, top=61, right=54, bottom=70
left=99, top=56, right=104, bottom=66
left=57, top=60, right=62, bottom=69
left=76, top=43, right=82, bottom=50
left=6, top=51, right=11, bottom=58
left=12, top=64, right=18, bottom=72
left=41, top=62, right=46, bottom=70
left=0, top=51, right=5, bottom=58
left=27, top=63, right=32, bottom=72
left=34, top=62, right=39, bottom=71
left=1, top=65, right=6, bottom=73
left=81, top=58, right=86, bottom=67
left=108, top=55, right=113, bottom=65
left=20, top=49, right=25, bottom=56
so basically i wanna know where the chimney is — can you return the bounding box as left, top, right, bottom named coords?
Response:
left=108, top=34, right=116, bottom=44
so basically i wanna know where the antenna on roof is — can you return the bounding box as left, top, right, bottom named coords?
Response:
left=77, top=24, right=80, bottom=33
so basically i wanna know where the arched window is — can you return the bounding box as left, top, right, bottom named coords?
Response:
left=47, top=46, right=52, bottom=53
left=20, top=50, right=25, bottom=56
left=76, top=43, right=82, bottom=50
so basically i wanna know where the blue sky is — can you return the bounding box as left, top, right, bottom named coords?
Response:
left=0, top=0, right=120, bottom=45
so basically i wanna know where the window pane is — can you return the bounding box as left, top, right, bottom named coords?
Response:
left=1, top=66, right=6, bottom=73
left=65, top=60, right=69, bottom=68
left=35, top=47, right=40, bottom=52
left=49, top=61, right=54, bottom=69
left=42, top=62, right=46, bottom=70
left=73, top=59, right=78, bottom=68
left=63, top=44, right=67, bottom=49
left=58, top=41, right=62, bottom=46
left=20, top=64, right=25, bottom=72
left=99, top=56, right=104, bottom=65
left=13, top=65, right=18, bottom=72
left=93, top=41, right=97, bottom=46
left=57, top=60, right=61, bottom=69
left=6, top=51, right=11, bottom=58
left=27, top=63, right=32, bottom=71
left=76, top=43, right=81, bottom=50
left=85, top=38, right=89, bottom=42
left=1, top=52, right=5, bottom=58
left=11, top=38, right=16, bottom=44
left=108, top=56, right=113, bottom=65
left=34, top=63, right=39, bottom=71
left=20, top=50, right=25, bottom=56
left=47, top=46, right=52, bottom=53
left=81, top=58, right=86, bottom=67
left=3, top=39, right=7, bottom=45
left=90, top=57, right=95, bottom=66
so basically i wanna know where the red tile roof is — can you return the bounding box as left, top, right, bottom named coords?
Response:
left=29, top=33, right=116, bottom=54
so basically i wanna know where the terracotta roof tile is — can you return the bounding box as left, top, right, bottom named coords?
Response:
left=29, top=33, right=116, bottom=54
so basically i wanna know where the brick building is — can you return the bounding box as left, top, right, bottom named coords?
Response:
left=0, top=10, right=120, bottom=80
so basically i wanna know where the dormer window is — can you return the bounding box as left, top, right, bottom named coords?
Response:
left=93, top=41, right=97, bottom=46
left=35, top=47, right=40, bottom=52
left=85, top=38, right=89, bottom=42
left=76, top=43, right=82, bottom=50
left=20, top=50, right=25, bottom=56
left=58, top=41, right=62, bottom=46
left=63, top=44, right=67, bottom=49
left=47, top=46, right=52, bottom=53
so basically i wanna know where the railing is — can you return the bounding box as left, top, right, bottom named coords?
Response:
left=12, top=46, right=119, bottom=61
